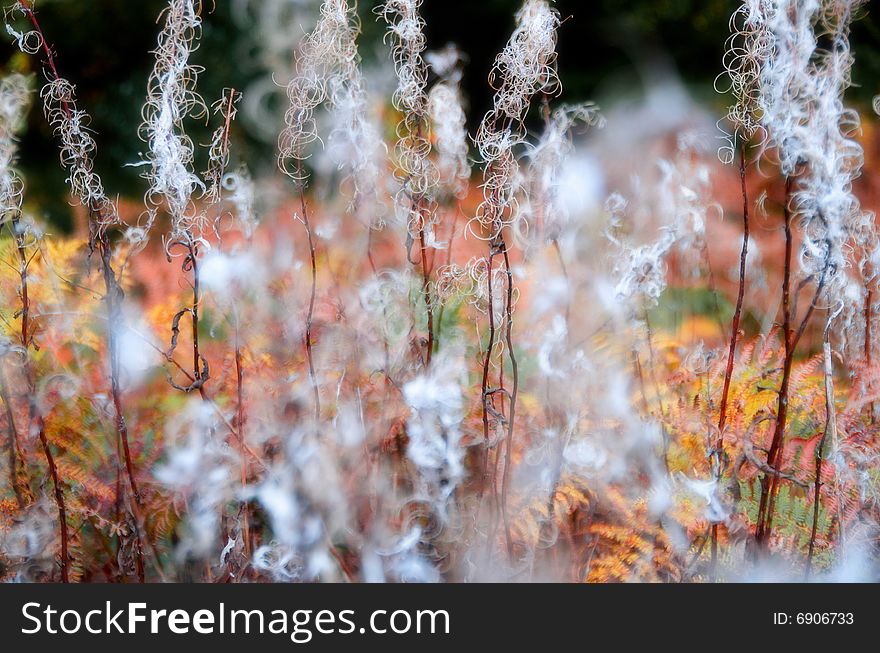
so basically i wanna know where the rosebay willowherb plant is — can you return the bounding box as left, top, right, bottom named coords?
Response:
left=2, top=0, right=880, bottom=584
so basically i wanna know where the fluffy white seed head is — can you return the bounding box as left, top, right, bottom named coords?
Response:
left=472, top=0, right=560, bottom=241
left=717, top=0, right=775, bottom=163
left=140, top=0, right=207, bottom=243
left=204, top=88, right=241, bottom=205
left=488, top=0, right=560, bottom=120
left=0, top=73, right=29, bottom=220
left=278, top=0, right=359, bottom=185
left=524, top=103, right=603, bottom=242
left=381, top=0, right=439, bottom=238
left=6, top=4, right=119, bottom=234
left=428, top=45, right=470, bottom=199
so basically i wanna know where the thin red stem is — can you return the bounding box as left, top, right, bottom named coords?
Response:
left=710, top=141, right=750, bottom=574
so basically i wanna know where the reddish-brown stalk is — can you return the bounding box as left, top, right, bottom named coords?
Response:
left=299, top=188, right=321, bottom=424
left=233, top=322, right=250, bottom=560
left=10, top=214, right=70, bottom=581
left=99, top=235, right=146, bottom=583
left=756, top=176, right=829, bottom=546
left=405, top=38, right=434, bottom=367
left=499, top=240, right=519, bottom=561
left=19, top=1, right=144, bottom=579
left=710, top=140, right=750, bottom=574
left=754, top=177, right=794, bottom=547
left=167, top=89, right=240, bottom=401
left=479, top=248, right=498, bottom=504
left=807, top=331, right=836, bottom=578
left=188, top=242, right=207, bottom=398
left=417, top=219, right=434, bottom=365
left=864, top=285, right=873, bottom=423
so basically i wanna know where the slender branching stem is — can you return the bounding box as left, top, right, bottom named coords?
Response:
left=756, top=175, right=829, bottom=547
left=11, top=215, right=70, bottom=581
left=710, top=140, right=750, bottom=575
left=98, top=235, right=145, bottom=582
left=864, top=285, right=874, bottom=423
left=299, top=188, right=321, bottom=424
left=755, top=176, right=794, bottom=547
left=499, top=238, right=519, bottom=561
left=18, top=1, right=144, bottom=580
left=807, top=328, right=836, bottom=579
left=479, top=249, right=497, bottom=507
left=233, top=316, right=250, bottom=560
left=417, top=221, right=434, bottom=366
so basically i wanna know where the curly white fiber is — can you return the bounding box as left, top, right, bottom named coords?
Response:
left=525, top=103, right=603, bottom=242
left=41, top=78, right=117, bottom=230
left=717, top=0, right=775, bottom=163
left=326, top=62, right=387, bottom=220
left=6, top=4, right=135, bottom=240
left=204, top=88, right=241, bottom=205
left=748, top=0, right=865, bottom=290
left=489, top=0, right=560, bottom=120
left=278, top=0, right=359, bottom=185
left=0, top=74, right=29, bottom=220
left=790, top=0, right=866, bottom=289
left=402, top=354, right=466, bottom=521
left=757, top=0, right=821, bottom=176
left=222, top=166, right=258, bottom=239
left=472, top=0, right=560, bottom=241
left=427, top=46, right=470, bottom=199
left=140, top=0, right=206, bottom=242
left=380, top=0, right=438, bottom=239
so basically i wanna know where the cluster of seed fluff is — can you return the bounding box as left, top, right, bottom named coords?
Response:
left=605, top=191, right=674, bottom=312
left=204, top=88, right=241, bottom=205
left=7, top=3, right=116, bottom=228
left=140, top=0, right=206, bottom=245
left=717, top=0, right=775, bottom=163
left=222, top=166, right=258, bottom=239
left=472, top=0, right=560, bottom=241
left=611, top=233, right=676, bottom=312
left=326, top=57, right=387, bottom=221
left=402, top=353, right=466, bottom=522
left=436, top=257, right=511, bottom=326
left=757, top=0, right=821, bottom=176
left=278, top=0, right=358, bottom=185
left=788, top=0, right=865, bottom=289
left=40, top=78, right=118, bottom=231
left=427, top=45, right=470, bottom=199
left=155, top=401, right=240, bottom=562
left=0, top=73, right=28, bottom=219
left=658, top=134, right=716, bottom=267
left=524, top=103, right=603, bottom=243
left=380, top=0, right=439, bottom=239
left=251, top=425, right=352, bottom=581
left=488, top=0, right=560, bottom=120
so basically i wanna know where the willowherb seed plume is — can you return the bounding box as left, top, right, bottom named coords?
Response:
left=140, top=0, right=207, bottom=244
left=278, top=0, right=359, bottom=185
left=204, top=88, right=241, bottom=206
left=525, top=103, right=603, bottom=243
left=6, top=4, right=118, bottom=230
left=472, top=0, right=560, bottom=241
left=381, top=0, right=439, bottom=240
left=427, top=45, right=471, bottom=199
left=717, top=0, right=774, bottom=163
left=0, top=73, right=29, bottom=220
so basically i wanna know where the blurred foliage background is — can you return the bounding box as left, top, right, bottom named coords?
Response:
left=2, top=0, right=878, bottom=230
